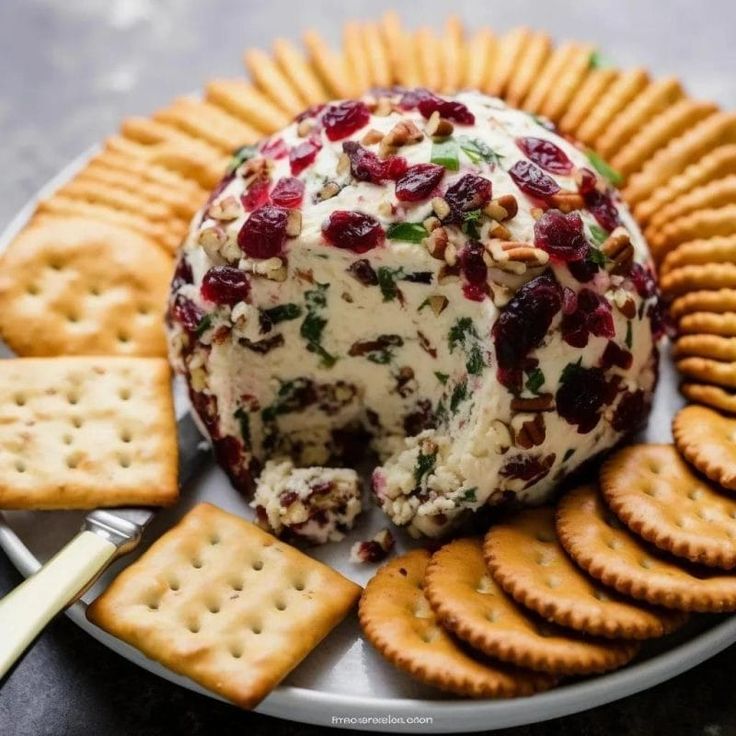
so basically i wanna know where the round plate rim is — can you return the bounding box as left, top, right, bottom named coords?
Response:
left=1, top=149, right=735, bottom=733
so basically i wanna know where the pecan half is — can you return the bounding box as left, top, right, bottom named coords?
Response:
left=549, top=190, right=585, bottom=213
left=483, top=194, right=518, bottom=222
left=514, top=414, right=546, bottom=449
left=510, top=394, right=556, bottom=412
left=601, top=227, right=634, bottom=274
left=379, top=120, right=423, bottom=157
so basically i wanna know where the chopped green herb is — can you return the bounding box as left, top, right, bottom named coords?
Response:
left=466, top=345, right=484, bottom=376
left=562, top=448, right=575, bottom=463
left=589, top=50, right=613, bottom=69
left=525, top=368, right=545, bottom=395
left=449, top=317, right=476, bottom=352
left=226, top=144, right=258, bottom=174
left=417, top=298, right=430, bottom=312
left=461, top=209, right=482, bottom=239
left=262, top=303, right=302, bottom=325
left=449, top=317, right=486, bottom=375
left=414, top=451, right=437, bottom=486
left=377, top=266, right=404, bottom=301
left=435, top=398, right=448, bottom=424
left=387, top=222, right=429, bottom=244
left=431, top=138, right=460, bottom=171
left=195, top=314, right=213, bottom=337
left=625, top=320, right=633, bottom=349
left=450, top=380, right=468, bottom=413
left=586, top=149, right=623, bottom=186
left=589, top=224, right=609, bottom=248
left=434, top=371, right=449, bottom=385
left=457, top=136, right=503, bottom=166
left=300, top=284, right=337, bottom=367
left=589, top=247, right=607, bottom=266
left=233, top=407, right=251, bottom=445
left=458, top=487, right=477, bottom=504
left=261, top=378, right=313, bottom=423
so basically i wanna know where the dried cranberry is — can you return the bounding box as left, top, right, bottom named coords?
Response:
left=562, top=287, right=578, bottom=315
left=534, top=210, right=590, bottom=262
left=280, top=491, right=299, bottom=507
left=416, top=92, right=475, bottom=125
left=629, top=263, right=658, bottom=299
left=289, top=137, right=322, bottom=175
left=295, top=104, right=325, bottom=122
left=585, top=188, right=620, bottom=232
left=493, top=272, right=562, bottom=390
left=261, top=137, right=288, bottom=159
left=171, top=295, right=203, bottom=334
left=577, top=168, right=598, bottom=196
left=271, top=177, right=305, bottom=208
left=612, top=389, right=649, bottom=433
left=600, top=341, right=633, bottom=371
left=561, top=289, right=614, bottom=348
left=201, top=266, right=251, bottom=305
left=568, top=258, right=600, bottom=283
left=347, top=259, right=379, bottom=285
left=509, top=160, right=561, bottom=200
left=445, top=174, right=493, bottom=219
left=322, top=101, right=370, bottom=141
left=556, top=363, right=607, bottom=434
left=241, top=176, right=271, bottom=211
left=342, top=141, right=407, bottom=183
left=648, top=300, right=668, bottom=341
left=238, top=205, right=289, bottom=258
left=459, top=241, right=488, bottom=301
left=172, top=257, right=193, bottom=291
left=398, top=88, right=434, bottom=110
left=516, top=137, right=573, bottom=175
left=394, top=163, right=445, bottom=201
left=213, top=435, right=252, bottom=492
left=322, top=211, right=384, bottom=253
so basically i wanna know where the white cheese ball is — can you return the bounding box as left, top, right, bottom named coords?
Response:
left=168, top=89, right=662, bottom=538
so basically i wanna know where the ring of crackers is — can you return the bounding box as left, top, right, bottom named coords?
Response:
left=673, top=405, right=736, bottom=490
left=681, top=383, right=736, bottom=415
left=601, top=444, right=736, bottom=568
left=423, top=539, right=639, bottom=676
left=359, top=549, right=555, bottom=697
left=557, top=485, right=736, bottom=612
left=483, top=508, right=685, bottom=639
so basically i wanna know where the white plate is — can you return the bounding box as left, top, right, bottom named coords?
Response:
left=1, top=151, right=735, bottom=734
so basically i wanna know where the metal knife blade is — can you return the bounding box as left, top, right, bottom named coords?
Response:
left=84, top=411, right=210, bottom=556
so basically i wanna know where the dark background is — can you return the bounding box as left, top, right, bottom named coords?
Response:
left=1, top=1, right=735, bottom=734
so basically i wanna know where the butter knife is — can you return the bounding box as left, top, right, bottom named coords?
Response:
left=0, top=412, right=209, bottom=680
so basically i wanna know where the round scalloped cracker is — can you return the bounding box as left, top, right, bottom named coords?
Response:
left=633, top=144, right=736, bottom=225
left=601, top=444, right=736, bottom=569
left=674, top=405, right=736, bottom=491
left=425, top=539, right=639, bottom=675
left=675, top=335, right=736, bottom=362
left=677, top=356, right=736, bottom=389
left=649, top=205, right=736, bottom=261
left=359, top=549, right=554, bottom=697
left=575, top=68, right=649, bottom=146
left=556, top=485, right=736, bottom=612
left=0, top=217, right=171, bottom=357
left=681, top=383, right=736, bottom=415
left=505, top=31, right=552, bottom=109
left=558, top=68, right=618, bottom=137
left=624, top=112, right=736, bottom=206
left=679, top=312, right=736, bottom=337
left=597, top=76, right=684, bottom=159
left=648, top=177, right=736, bottom=242
left=611, top=99, right=717, bottom=178
left=671, top=289, right=736, bottom=319
left=482, top=509, right=685, bottom=639
left=660, top=236, right=736, bottom=276
left=540, top=43, right=595, bottom=123
left=660, top=263, right=736, bottom=299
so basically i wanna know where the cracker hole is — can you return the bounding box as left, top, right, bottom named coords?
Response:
left=26, top=284, right=39, bottom=296
left=148, top=601, right=159, bottom=611
left=188, top=623, right=200, bottom=634
left=67, top=393, right=79, bottom=406
left=66, top=453, right=82, bottom=469
left=117, top=332, right=130, bottom=344
left=486, top=610, right=500, bottom=624
left=592, top=589, right=610, bottom=602
left=210, top=535, right=220, bottom=546
left=120, top=430, right=132, bottom=444
left=169, top=579, right=180, bottom=592
left=607, top=538, right=621, bottom=551
left=275, top=600, right=287, bottom=612
left=208, top=603, right=220, bottom=614
left=66, top=313, right=79, bottom=324
left=688, top=488, right=704, bottom=501
left=648, top=462, right=660, bottom=475
left=420, top=631, right=435, bottom=644
left=119, top=455, right=131, bottom=469
left=535, top=531, right=555, bottom=544
left=231, top=580, right=244, bottom=592
left=89, top=286, right=101, bottom=296
left=14, top=394, right=26, bottom=406
left=675, top=518, right=686, bottom=528
left=192, top=559, right=203, bottom=569
left=294, top=581, right=305, bottom=591
left=137, top=304, right=151, bottom=316
left=48, top=261, right=63, bottom=271
left=72, top=417, right=83, bottom=429
left=15, top=461, right=26, bottom=473
left=639, top=557, right=653, bottom=569
left=252, top=560, right=264, bottom=571
left=231, top=647, right=243, bottom=659
left=119, top=388, right=132, bottom=401
left=251, top=625, right=262, bottom=635
left=545, top=576, right=561, bottom=589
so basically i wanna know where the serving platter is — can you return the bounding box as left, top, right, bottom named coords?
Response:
left=1, top=150, right=736, bottom=734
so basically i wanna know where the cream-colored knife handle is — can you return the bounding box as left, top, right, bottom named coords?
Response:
left=0, top=530, right=116, bottom=679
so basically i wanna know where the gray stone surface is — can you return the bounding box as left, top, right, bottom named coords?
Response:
left=0, top=0, right=735, bottom=734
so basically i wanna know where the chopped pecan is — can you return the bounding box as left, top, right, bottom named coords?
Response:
left=424, top=111, right=454, bottom=138
left=423, top=215, right=442, bottom=232
left=317, top=181, right=340, bottom=201
left=431, top=196, right=451, bottom=220
left=297, top=119, right=314, bottom=137
left=601, top=227, right=634, bottom=274
left=514, top=414, right=546, bottom=449
left=437, top=264, right=460, bottom=284
left=285, top=209, right=302, bottom=237
left=510, top=394, right=556, bottom=412
left=483, top=194, right=518, bottom=222
left=549, top=190, right=585, bottom=213
left=613, top=289, right=637, bottom=319
left=337, top=152, right=350, bottom=176
left=490, top=420, right=513, bottom=455
left=361, top=128, right=385, bottom=145
left=487, top=221, right=512, bottom=240
left=379, top=120, right=423, bottom=157
left=373, top=97, right=393, bottom=117
left=424, top=226, right=450, bottom=260
left=208, top=195, right=240, bottom=221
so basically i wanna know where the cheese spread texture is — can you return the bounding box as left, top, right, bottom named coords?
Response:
left=168, top=89, right=662, bottom=538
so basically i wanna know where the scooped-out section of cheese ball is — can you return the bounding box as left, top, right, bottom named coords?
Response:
left=168, top=89, right=663, bottom=539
